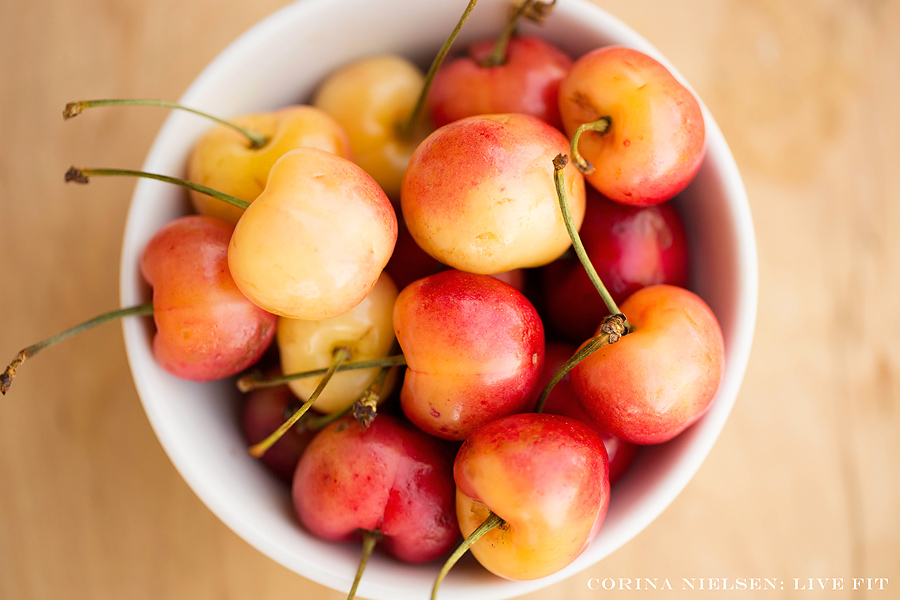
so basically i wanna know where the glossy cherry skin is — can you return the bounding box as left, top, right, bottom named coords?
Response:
left=292, top=414, right=458, bottom=563
left=393, top=270, right=544, bottom=440
left=571, top=284, right=725, bottom=445
left=428, top=36, right=572, bottom=129
left=401, top=113, right=585, bottom=274
left=559, top=46, right=705, bottom=206
left=188, top=105, right=352, bottom=225
left=454, top=413, right=609, bottom=580
left=227, top=148, right=397, bottom=320
left=140, top=215, right=276, bottom=381
left=241, top=377, right=317, bottom=484
left=536, top=343, right=637, bottom=485
left=542, top=190, right=689, bottom=342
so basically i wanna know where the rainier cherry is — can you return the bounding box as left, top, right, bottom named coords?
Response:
left=393, top=270, right=544, bottom=440
left=559, top=46, right=705, bottom=206
left=402, top=113, right=585, bottom=274
left=227, top=147, right=397, bottom=320
left=571, top=284, right=725, bottom=445
left=437, top=413, right=609, bottom=588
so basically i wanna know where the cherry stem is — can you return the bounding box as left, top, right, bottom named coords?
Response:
left=248, top=347, right=351, bottom=458
left=237, top=354, right=406, bottom=393
left=569, top=117, right=611, bottom=174
left=295, top=365, right=391, bottom=432
left=431, top=512, right=505, bottom=600
left=65, top=167, right=250, bottom=211
left=2, top=303, right=153, bottom=396
left=533, top=314, right=627, bottom=413
left=63, top=99, right=269, bottom=149
left=552, top=154, right=627, bottom=325
left=482, top=0, right=555, bottom=67
left=347, top=529, right=381, bottom=600
left=351, top=366, right=390, bottom=429
left=398, top=0, right=480, bottom=138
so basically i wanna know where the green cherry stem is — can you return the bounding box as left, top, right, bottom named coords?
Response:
left=351, top=366, right=391, bottom=429
left=431, top=512, right=506, bottom=600
left=63, top=99, right=269, bottom=149
left=65, top=167, right=250, bottom=211
left=482, top=0, right=556, bottom=67
left=398, top=0, right=480, bottom=138
left=347, top=529, right=381, bottom=600
left=552, top=154, right=628, bottom=327
left=1, top=303, right=153, bottom=396
left=569, top=117, right=611, bottom=174
left=533, top=314, right=627, bottom=414
left=248, top=347, right=351, bottom=458
left=237, top=354, right=407, bottom=393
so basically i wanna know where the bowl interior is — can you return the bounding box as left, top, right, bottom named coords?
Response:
left=120, top=1, right=758, bottom=599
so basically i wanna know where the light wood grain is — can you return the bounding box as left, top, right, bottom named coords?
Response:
left=1, top=0, right=898, bottom=599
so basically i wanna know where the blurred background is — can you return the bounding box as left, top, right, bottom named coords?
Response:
left=0, top=0, right=897, bottom=598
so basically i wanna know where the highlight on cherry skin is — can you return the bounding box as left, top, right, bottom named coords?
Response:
left=188, top=104, right=353, bottom=225
left=141, top=214, right=277, bottom=381
left=277, top=272, right=399, bottom=414
left=451, top=412, right=610, bottom=581
left=558, top=45, right=706, bottom=206
left=571, top=284, right=725, bottom=445
left=392, top=269, right=545, bottom=441
left=227, top=147, right=398, bottom=320
left=401, top=112, right=586, bottom=274
left=542, top=188, right=689, bottom=343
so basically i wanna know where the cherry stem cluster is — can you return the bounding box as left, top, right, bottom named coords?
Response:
left=569, top=117, right=611, bottom=174
left=483, top=0, right=557, bottom=67
left=237, top=354, right=407, bottom=393
left=432, top=512, right=506, bottom=600
left=2, top=303, right=153, bottom=396
left=552, top=154, right=626, bottom=325
left=65, top=167, right=251, bottom=211
left=248, top=347, right=351, bottom=458
left=399, top=0, right=480, bottom=138
left=64, top=98, right=269, bottom=149
left=533, top=313, right=627, bottom=413
left=347, top=529, right=382, bottom=600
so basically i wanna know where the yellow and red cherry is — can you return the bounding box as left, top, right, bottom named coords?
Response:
left=401, top=113, right=585, bottom=274
left=559, top=46, right=705, bottom=206
left=443, top=413, right=609, bottom=585
left=140, top=215, right=277, bottom=380
left=293, top=414, right=458, bottom=597
left=313, top=55, right=431, bottom=201
left=227, top=147, right=397, bottom=320
left=393, top=270, right=544, bottom=441
left=542, top=189, right=689, bottom=342
left=277, top=272, right=399, bottom=414
left=188, top=105, right=352, bottom=224
left=428, top=35, right=572, bottom=129
left=571, top=284, right=725, bottom=445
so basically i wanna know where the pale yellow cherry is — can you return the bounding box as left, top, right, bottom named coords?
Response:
left=312, top=55, right=432, bottom=200
left=277, top=273, right=398, bottom=414
left=188, top=105, right=352, bottom=224
left=227, top=147, right=397, bottom=320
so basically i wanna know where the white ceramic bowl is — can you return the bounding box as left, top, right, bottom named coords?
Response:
left=120, top=0, right=758, bottom=598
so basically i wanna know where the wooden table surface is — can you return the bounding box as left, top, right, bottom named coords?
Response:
left=1, top=0, right=898, bottom=598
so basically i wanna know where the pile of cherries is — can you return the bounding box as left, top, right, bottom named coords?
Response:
left=4, top=1, right=725, bottom=598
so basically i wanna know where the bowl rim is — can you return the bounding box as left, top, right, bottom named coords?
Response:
left=119, top=0, right=758, bottom=598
